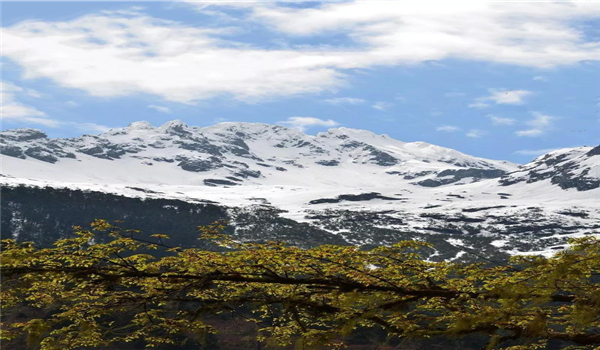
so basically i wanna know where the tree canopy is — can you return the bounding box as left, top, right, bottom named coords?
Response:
left=1, top=220, right=599, bottom=349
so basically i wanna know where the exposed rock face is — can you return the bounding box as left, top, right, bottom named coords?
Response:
left=23, top=147, right=59, bottom=164
left=174, top=139, right=222, bottom=155
left=586, top=145, right=600, bottom=157
left=417, top=168, right=507, bottom=187
left=366, top=146, right=398, bottom=166
left=178, top=157, right=223, bottom=172
left=438, top=168, right=506, bottom=179
left=316, top=160, right=340, bottom=166
left=499, top=146, right=600, bottom=191
left=1, top=145, right=26, bottom=159
left=204, top=179, right=239, bottom=186
left=233, top=169, right=262, bottom=179
left=308, top=192, right=403, bottom=204
left=1, top=129, right=47, bottom=142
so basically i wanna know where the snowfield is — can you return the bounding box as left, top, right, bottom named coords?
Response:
left=1, top=121, right=598, bottom=258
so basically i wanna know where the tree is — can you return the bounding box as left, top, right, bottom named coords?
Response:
left=1, top=220, right=599, bottom=349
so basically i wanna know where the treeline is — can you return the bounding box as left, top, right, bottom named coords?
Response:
left=0, top=185, right=345, bottom=250
left=1, top=185, right=229, bottom=249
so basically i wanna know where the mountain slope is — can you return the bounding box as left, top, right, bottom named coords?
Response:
left=499, top=145, right=600, bottom=191
left=0, top=120, right=516, bottom=188
left=1, top=121, right=598, bottom=260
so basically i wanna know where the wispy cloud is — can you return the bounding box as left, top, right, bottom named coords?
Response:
left=515, top=112, right=555, bottom=137
left=533, top=75, right=549, bottom=82
left=1, top=81, right=50, bottom=124
left=444, top=92, right=466, bottom=98
left=469, top=89, right=532, bottom=109
left=213, top=117, right=229, bottom=124
left=468, top=101, right=490, bottom=109
left=488, top=115, right=516, bottom=126
left=395, top=95, right=408, bottom=103
left=514, top=129, right=544, bottom=137
left=278, top=116, right=339, bottom=132
left=72, top=123, right=112, bottom=133
left=148, top=105, right=172, bottom=114
left=436, top=125, right=460, bottom=132
left=1, top=81, right=110, bottom=132
left=466, top=129, right=487, bottom=138
left=372, top=102, right=393, bottom=111
left=514, top=148, right=561, bottom=156
left=324, top=97, right=365, bottom=105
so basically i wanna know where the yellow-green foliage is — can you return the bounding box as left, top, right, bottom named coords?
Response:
left=1, top=220, right=599, bottom=349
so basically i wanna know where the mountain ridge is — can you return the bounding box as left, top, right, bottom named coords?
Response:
left=1, top=121, right=598, bottom=259
left=0, top=120, right=518, bottom=187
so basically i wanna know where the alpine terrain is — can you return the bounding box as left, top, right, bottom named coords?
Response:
left=1, top=120, right=598, bottom=261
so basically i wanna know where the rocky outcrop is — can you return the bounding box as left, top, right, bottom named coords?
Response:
left=417, top=168, right=506, bottom=187
left=309, top=192, right=402, bottom=204
left=499, top=146, right=599, bottom=191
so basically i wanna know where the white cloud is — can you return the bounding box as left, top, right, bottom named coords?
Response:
left=2, top=12, right=344, bottom=104
left=514, top=148, right=560, bottom=156
left=1, top=81, right=109, bottom=132
left=466, top=129, right=487, bottom=138
left=278, top=116, right=339, bottom=132
left=527, top=113, right=554, bottom=128
left=213, top=117, right=229, bottom=124
left=21, top=86, right=43, bottom=98
left=65, top=101, right=79, bottom=107
left=72, top=122, right=112, bottom=133
left=372, top=101, right=393, bottom=111
left=2, top=3, right=598, bottom=103
left=324, top=97, right=365, bottom=105
left=515, top=112, right=555, bottom=137
left=395, top=95, right=408, bottom=103
left=488, top=115, right=516, bottom=126
left=514, top=129, right=544, bottom=137
left=444, top=92, right=466, bottom=98
left=251, top=2, right=599, bottom=67
left=147, top=105, right=172, bottom=113
left=489, top=90, right=532, bottom=105
left=468, top=101, right=490, bottom=109
left=1, top=81, right=48, bottom=122
left=469, top=89, right=532, bottom=108
left=436, top=125, right=460, bottom=132
left=533, top=75, right=549, bottom=82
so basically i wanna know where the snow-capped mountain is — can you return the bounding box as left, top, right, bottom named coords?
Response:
left=499, top=146, right=600, bottom=191
left=1, top=121, right=598, bottom=261
left=0, top=120, right=516, bottom=188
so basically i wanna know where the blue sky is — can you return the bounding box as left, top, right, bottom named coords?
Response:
left=1, top=1, right=599, bottom=163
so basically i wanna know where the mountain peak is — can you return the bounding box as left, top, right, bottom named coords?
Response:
left=158, top=120, right=189, bottom=135
left=127, top=121, right=155, bottom=130
left=0, top=128, right=47, bottom=142
left=208, top=121, right=275, bottom=132
left=586, top=145, right=600, bottom=157
left=499, top=145, right=599, bottom=191
left=318, top=127, right=389, bottom=141
left=203, top=122, right=305, bottom=139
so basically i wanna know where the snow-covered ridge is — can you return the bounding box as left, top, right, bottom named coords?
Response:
left=499, top=145, right=600, bottom=191
left=0, top=120, right=518, bottom=188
